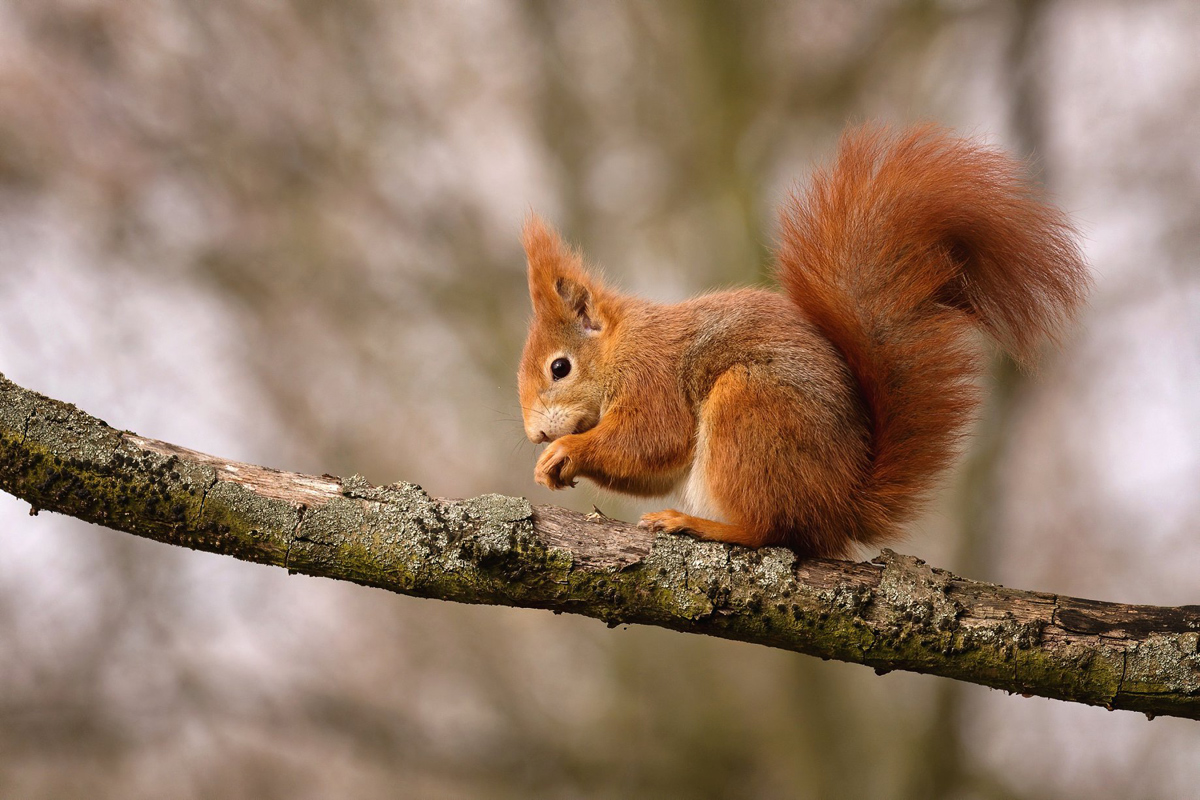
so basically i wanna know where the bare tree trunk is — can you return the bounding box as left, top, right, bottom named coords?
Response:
left=1, top=372, right=1197, bottom=721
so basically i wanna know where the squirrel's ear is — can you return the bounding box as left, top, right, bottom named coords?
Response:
left=522, top=215, right=603, bottom=332
left=553, top=275, right=601, bottom=333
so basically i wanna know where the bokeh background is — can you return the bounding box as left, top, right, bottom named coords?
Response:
left=1, top=1, right=1199, bottom=798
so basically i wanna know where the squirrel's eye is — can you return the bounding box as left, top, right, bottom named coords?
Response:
left=550, top=357, right=572, bottom=380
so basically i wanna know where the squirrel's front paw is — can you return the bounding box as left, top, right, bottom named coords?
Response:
left=535, top=438, right=579, bottom=490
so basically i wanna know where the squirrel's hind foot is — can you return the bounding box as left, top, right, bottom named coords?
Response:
left=638, top=510, right=768, bottom=548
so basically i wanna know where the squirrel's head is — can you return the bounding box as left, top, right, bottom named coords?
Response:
left=518, top=216, right=612, bottom=444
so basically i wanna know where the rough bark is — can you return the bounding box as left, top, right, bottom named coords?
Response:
left=1, top=373, right=1197, bottom=721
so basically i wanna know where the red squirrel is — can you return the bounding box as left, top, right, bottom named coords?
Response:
left=517, top=124, right=1088, bottom=559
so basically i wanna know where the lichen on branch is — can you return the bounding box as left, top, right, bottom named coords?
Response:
left=1, top=373, right=1197, bottom=721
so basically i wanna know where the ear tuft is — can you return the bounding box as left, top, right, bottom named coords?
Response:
left=522, top=214, right=603, bottom=332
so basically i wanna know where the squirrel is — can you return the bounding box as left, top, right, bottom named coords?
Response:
left=517, top=124, right=1089, bottom=559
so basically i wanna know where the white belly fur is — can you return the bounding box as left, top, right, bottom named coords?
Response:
left=672, top=423, right=727, bottom=522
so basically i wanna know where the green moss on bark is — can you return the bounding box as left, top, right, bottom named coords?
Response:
left=3, top=372, right=1200, bottom=720
left=0, top=374, right=287, bottom=563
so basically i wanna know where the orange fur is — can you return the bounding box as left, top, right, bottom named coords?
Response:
left=518, top=124, right=1088, bottom=558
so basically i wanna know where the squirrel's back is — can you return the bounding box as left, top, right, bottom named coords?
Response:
left=776, top=124, right=1089, bottom=545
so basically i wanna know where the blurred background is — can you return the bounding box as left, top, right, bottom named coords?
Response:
left=1, top=0, right=1198, bottom=797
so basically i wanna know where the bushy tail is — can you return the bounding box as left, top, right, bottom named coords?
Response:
left=776, top=124, right=1089, bottom=543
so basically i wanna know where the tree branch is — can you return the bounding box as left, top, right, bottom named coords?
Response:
left=1, top=373, right=1197, bottom=721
